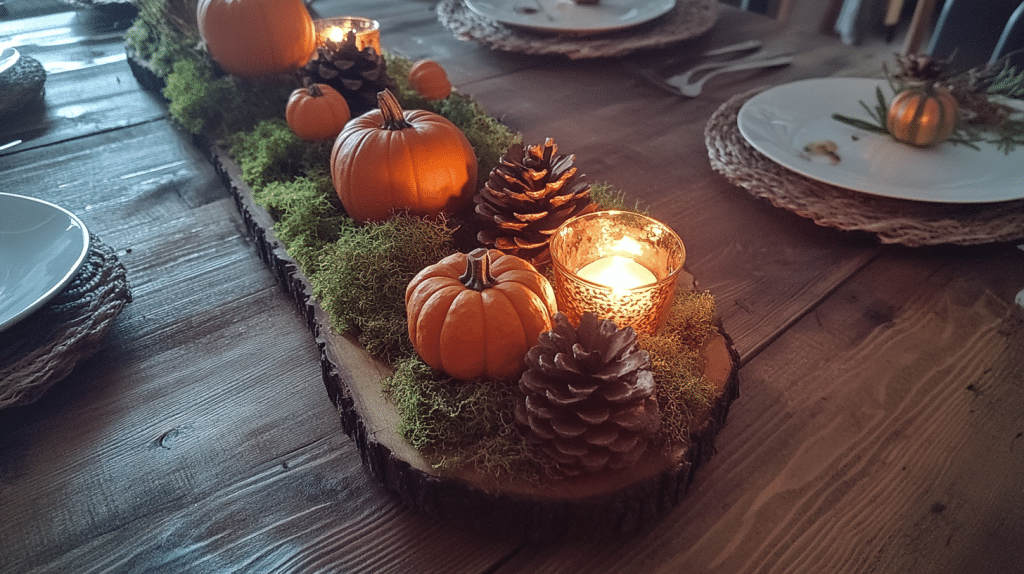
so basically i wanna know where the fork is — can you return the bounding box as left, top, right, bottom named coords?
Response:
left=639, top=55, right=793, bottom=98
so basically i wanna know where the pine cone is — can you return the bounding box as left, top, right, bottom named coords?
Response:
left=474, top=138, right=595, bottom=267
left=515, top=312, right=661, bottom=476
left=892, top=53, right=952, bottom=89
left=300, top=31, right=396, bottom=115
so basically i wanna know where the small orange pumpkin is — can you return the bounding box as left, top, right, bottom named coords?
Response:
left=330, top=89, right=477, bottom=222
left=408, top=60, right=452, bottom=100
left=197, top=0, right=315, bottom=77
left=406, top=248, right=557, bottom=382
left=886, top=85, right=959, bottom=147
left=286, top=84, right=351, bottom=142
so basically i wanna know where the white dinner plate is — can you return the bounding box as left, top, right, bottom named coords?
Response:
left=737, top=77, right=1024, bottom=204
left=464, top=0, right=676, bottom=35
left=0, top=193, right=90, bottom=332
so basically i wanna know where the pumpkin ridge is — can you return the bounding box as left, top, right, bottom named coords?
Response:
left=480, top=288, right=529, bottom=379
left=412, top=285, right=463, bottom=369
left=439, top=290, right=487, bottom=380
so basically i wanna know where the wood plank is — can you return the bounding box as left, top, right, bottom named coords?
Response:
left=489, top=244, right=1024, bottom=573
left=0, top=10, right=166, bottom=152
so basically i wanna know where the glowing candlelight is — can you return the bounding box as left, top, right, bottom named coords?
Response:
left=315, top=17, right=381, bottom=54
left=550, top=211, right=685, bottom=334
left=576, top=255, right=657, bottom=291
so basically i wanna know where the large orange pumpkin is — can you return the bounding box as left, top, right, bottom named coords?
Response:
left=197, top=0, right=316, bottom=77
left=330, top=89, right=477, bottom=222
left=286, top=83, right=351, bottom=142
left=886, top=85, right=959, bottom=147
left=406, top=248, right=557, bottom=382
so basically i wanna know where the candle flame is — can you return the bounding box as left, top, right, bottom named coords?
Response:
left=576, top=255, right=657, bottom=293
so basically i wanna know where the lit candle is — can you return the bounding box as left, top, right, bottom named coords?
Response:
left=576, top=255, right=657, bottom=291
left=549, top=211, right=685, bottom=335
left=315, top=17, right=381, bottom=54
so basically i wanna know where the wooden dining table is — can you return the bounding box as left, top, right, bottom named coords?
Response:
left=2, top=1, right=1023, bottom=572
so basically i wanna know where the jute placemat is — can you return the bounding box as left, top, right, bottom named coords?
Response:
left=0, top=236, right=131, bottom=411
left=705, top=88, right=1024, bottom=247
left=437, top=0, right=718, bottom=59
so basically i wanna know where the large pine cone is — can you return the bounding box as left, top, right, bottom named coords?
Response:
left=300, top=31, right=396, bottom=115
left=474, top=139, right=595, bottom=267
left=515, top=312, right=661, bottom=476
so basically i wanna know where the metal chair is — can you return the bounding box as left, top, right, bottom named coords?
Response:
left=926, top=0, right=1024, bottom=70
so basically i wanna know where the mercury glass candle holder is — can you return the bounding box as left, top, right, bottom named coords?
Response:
left=549, top=211, right=686, bottom=335
left=315, top=16, right=381, bottom=54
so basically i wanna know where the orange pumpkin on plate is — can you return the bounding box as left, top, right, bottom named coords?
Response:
left=886, top=85, right=959, bottom=147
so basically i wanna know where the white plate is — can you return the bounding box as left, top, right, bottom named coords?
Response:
left=0, top=193, right=90, bottom=332
left=737, top=77, right=1024, bottom=204
left=464, top=0, right=676, bottom=35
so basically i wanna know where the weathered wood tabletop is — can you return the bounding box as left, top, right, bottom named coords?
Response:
left=2, top=1, right=1022, bottom=572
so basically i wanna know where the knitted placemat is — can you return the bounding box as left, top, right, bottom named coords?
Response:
left=436, top=0, right=718, bottom=59
left=705, top=88, right=1024, bottom=247
left=0, top=236, right=132, bottom=411
left=0, top=54, right=46, bottom=117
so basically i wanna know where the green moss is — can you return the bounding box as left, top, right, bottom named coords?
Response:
left=639, top=290, right=720, bottom=445
left=227, top=118, right=332, bottom=191
left=382, top=357, right=543, bottom=478
left=309, top=215, right=455, bottom=361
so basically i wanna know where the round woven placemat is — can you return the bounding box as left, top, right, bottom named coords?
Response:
left=705, top=88, right=1024, bottom=247
left=437, top=0, right=718, bottom=59
left=0, top=54, right=46, bottom=117
left=0, top=236, right=132, bottom=411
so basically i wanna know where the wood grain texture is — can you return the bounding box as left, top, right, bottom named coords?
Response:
left=489, top=245, right=1024, bottom=574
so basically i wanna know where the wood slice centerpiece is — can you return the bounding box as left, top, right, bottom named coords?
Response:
left=125, top=52, right=740, bottom=542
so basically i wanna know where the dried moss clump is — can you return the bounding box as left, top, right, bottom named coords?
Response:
left=228, top=118, right=333, bottom=191
left=639, top=290, right=720, bottom=445
left=311, top=215, right=456, bottom=361
left=382, top=357, right=543, bottom=479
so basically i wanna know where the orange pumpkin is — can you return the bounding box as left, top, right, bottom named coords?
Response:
left=286, top=84, right=351, bottom=142
left=408, top=60, right=452, bottom=100
left=197, top=0, right=316, bottom=77
left=406, top=248, right=557, bottom=382
left=330, top=89, right=477, bottom=222
left=886, top=86, right=959, bottom=147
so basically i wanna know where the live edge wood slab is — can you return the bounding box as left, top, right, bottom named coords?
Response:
left=127, top=55, right=740, bottom=542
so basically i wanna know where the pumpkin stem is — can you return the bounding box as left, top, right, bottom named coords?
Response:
left=459, top=248, right=496, bottom=291
left=308, top=83, right=323, bottom=97
left=377, top=89, right=413, bottom=131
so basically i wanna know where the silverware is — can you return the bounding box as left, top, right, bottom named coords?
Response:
left=638, top=54, right=793, bottom=98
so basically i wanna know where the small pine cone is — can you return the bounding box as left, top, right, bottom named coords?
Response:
left=300, top=31, right=397, bottom=115
left=892, top=53, right=952, bottom=88
left=474, top=138, right=595, bottom=267
left=515, top=312, right=661, bottom=476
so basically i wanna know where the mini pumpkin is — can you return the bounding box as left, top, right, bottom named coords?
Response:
left=197, top=0, right=316, bottom=77
left=406, top=248, right=557, bottom=382
left=408, top=60, right=452, bottom=101
left=886, top=85, right=959, bottom=147
left=286, top=83, right=351, bottom=142
left=330, top=89, right=477, bottom=222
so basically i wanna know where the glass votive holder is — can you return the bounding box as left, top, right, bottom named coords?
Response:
left=549, top=210, right=686, bottom=335
left=315, top=17, right=381, bottom=54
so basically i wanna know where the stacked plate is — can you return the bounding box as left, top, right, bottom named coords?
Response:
left=464, top=0, right=677, bottom=35
left=736, top=78, right=1024, bottom=204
